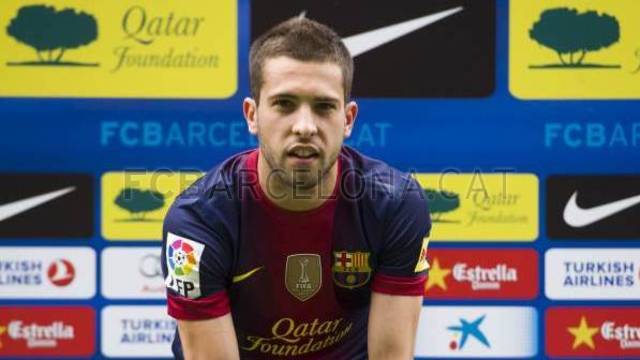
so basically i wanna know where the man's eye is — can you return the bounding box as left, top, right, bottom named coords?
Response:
left=315, top=103, right=336, bottom=113
left=273, top=99, right=295, bottom=109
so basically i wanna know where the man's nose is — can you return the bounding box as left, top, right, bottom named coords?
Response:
left=292, top=105, right=318, bottom=138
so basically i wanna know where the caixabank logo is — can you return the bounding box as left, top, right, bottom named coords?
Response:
left=251, top=0, right=495, bottom=98
left=511, top=0, right=640, bottom=99
left=101, top=171, right=202, bottom=240
left=415, top=306, right=538, bottom=358
left=546, top=307, right=640, bottom=358
left=425, top=249, right=538, bottom=299
left=547, top=175, right=640, bottom=239
left=546, top=248, right=640, bottom=300
left=0, top=0, right=237, bottom=98
left=0, top=306, right=95, bottom=357
left=414, top=173, right=538, bottom=241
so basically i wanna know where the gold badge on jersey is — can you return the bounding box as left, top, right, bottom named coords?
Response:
left=285, top=254, right=322, bottom=302
left=332, top=251, right=372, bottom=289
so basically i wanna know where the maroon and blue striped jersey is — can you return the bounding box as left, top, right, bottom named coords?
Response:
left=162, top=146, right=431, bottom=359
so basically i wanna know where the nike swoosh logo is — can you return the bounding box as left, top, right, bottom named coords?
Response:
left=563, top=191, right=640, bottom=227
left=342, top=7, right=464, bottom=57
left=0, top=187, right=76, bottom=222
left=232, top=266, right=264, bottom=283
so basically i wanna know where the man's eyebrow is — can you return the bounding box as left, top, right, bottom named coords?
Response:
left=267, top=93, right=340, bottom=103
left=267, top=93, right=297, bottom=101
left=313, top=96, right=340, bottom=103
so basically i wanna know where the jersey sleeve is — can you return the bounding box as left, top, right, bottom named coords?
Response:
left=372, top=177, right=431, bottom=296
left=162, top=195, right=233, bottom=320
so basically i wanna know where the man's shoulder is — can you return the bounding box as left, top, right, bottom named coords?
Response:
left=165, top=149, right=254, bottom=228
left=340, top=146, right=420, bottom=205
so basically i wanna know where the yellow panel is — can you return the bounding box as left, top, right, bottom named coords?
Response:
left=101, top=171, right=202, bottom=240
left=510, top=0, right=640, bottom=99
left=414, top=173, right=539, bottom=242
left=0, top=0, right=237, bottom=98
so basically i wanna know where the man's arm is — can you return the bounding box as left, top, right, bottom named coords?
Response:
left=177, top=314, right=240, bottom=360
left=368, top=292, right=423, bottom=360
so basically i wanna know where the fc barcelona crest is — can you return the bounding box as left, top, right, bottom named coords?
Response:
left=332, top=251, right=372, bottom=289
left=285, top=254, right=322, bottom=302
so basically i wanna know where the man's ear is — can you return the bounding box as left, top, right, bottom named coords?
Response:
left=243, top=97, right=258, bottom=135
left=344, top=101, right=358, bottom=138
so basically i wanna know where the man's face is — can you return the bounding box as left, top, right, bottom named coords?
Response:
left=244, top=56, right=357, bottom=190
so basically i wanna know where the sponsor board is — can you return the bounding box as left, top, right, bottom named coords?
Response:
left=546, top=248, right=640, bottom=300
left=425, top=249, right=538, bottom=299
left=547, top=175, right=640, bottom=239
left=0, top=174, right=92, bottom=238
left=251, top=0, right=495, bottom=98
left=510, top=0, right=640, bottom=99
left=0, top=247, right=95, bottom=299
left=101, top=305, right=175, bottom=358
left=415, top=306, right=537, bottom=358
left=101, top=247, right=164, bottom=299
left=101, top=171, right=202, bottom=240
left=414, top=173, right=538, bottom=241
left=0, top=306, right=95, bottom=357
left=0, top=0, right=237, bottom=98
left=546, top=307, right=640, bottom=358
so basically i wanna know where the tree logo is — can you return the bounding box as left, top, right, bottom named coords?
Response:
left=6, top=4, right=99, bottom=67
left=424, top=188, right=460, bottom=223
left=114, top=188, right=165, bottom=222
left=529, top=7, right=620, bottom=69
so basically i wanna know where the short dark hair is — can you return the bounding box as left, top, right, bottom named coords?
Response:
left=249, top=17, right=354, bottom=103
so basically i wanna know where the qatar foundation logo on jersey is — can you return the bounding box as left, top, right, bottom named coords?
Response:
left=164, top=233, right=205, bottom=299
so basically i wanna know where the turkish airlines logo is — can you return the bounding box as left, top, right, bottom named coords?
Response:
left=47, top=259, right=75, bottom=287
left=425, top=249, right=537, bottom=299
left=547, top=307, right=640, bottom=357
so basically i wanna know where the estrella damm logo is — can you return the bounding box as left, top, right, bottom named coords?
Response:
left=101, top=171, right=202, bottom=240
left=510, top=0, right=640, bottom=99
left=546, top=307, right=640, bottom=358
left=332, top=251, right=372, bottom=289
left=414, top=173, right=538, bottom=241
left=0, top=0, right=237, bottom=98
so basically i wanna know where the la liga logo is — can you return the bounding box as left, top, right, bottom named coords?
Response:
left=165, top=234, right=204, bottom=299
left=47, top=259, right=75, bottom=287
left=167, top=239, right=197, bottom=276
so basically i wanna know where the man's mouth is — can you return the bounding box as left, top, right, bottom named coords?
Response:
left=287, top=146, right=319, bottom=160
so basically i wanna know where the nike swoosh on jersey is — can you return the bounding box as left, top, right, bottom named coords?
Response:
left=563, top=191, right=640, bottom=228
left=0, top=187, right=76, bottom=222
left=342, top=6, right=464, bottom=57
left=232, top=266, right=264, bottom=283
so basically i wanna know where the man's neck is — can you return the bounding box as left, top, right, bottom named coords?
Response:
left=257, top=152, right=338, bottom=212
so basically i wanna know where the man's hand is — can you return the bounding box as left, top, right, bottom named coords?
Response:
left=368, top=292, right=423, bottom=360
left=177, top=314, right=240, bottom=360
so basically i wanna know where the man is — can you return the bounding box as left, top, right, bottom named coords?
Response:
left=162, top=17, right=430, bottom=360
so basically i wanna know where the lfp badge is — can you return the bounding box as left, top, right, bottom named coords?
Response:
left=332, top=251, right=372, bottom=289
left=164, top=232, right=204, bottom=299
